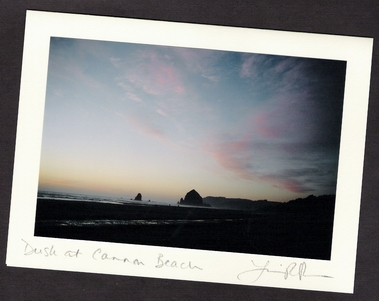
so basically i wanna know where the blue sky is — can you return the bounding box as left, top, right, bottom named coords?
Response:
left=38, top=37, right=346, bottom=203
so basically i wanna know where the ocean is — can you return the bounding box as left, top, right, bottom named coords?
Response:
left=34, top=191, right=334, bottom=259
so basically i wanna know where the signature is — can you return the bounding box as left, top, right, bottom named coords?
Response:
left=237, top=260, right=333, bottom=283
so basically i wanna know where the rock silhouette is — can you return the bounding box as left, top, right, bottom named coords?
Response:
left=134, top=193, right=142, bottom=201
left=179, top=189, right=203, bottom=206
left=203, top=196, right=270, bottom=211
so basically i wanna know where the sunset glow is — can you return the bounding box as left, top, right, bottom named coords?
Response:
left=38, top=38, right=346, bottom=203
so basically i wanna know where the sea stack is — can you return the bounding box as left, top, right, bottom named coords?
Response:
left=179, top=189, right=203, bottom=206
left=134, top=193, right=142, bottom=201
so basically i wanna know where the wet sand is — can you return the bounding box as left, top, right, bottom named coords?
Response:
left=34, top=198, right=334, bottom=260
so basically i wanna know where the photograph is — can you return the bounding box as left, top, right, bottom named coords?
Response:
left=34, top=37, right=346, bottom=260
left=5, top=10, right=373, bottom=294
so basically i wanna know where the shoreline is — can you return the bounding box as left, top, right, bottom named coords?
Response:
left=34, top=197, right=334, bottom=260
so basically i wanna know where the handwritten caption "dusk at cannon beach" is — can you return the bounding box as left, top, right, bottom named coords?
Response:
left=21, top=239, right=333, bottom=283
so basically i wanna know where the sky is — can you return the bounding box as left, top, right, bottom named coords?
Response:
left=38, top=37, right=346, bottom=203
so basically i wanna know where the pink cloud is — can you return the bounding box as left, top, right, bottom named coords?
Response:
left=251, top=90, right=316, bottom=142
left=262, top=175, right=309, bottom=194
left=254, top=113, right=280, bottom=138
left=174, top=85, right=185, bottom=94
left=205, top=136, right=253, bottom=180
left=157, top=109, right=167, bottom=116
left=205, top=133, right=314, bottom=194
left=281, top=179, right=308, bottom=193
left=117, top=113, right=167, bottom=142
left=132, top=119, right=167, bottom=141
left=126, top=51, right=186, bottom=96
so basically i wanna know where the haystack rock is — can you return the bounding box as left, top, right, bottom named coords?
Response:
left=134, top=193, right=142, bottom=201
left=180, top=189, right=203, bottom=206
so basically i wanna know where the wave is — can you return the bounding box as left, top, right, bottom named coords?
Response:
left=37, top=191, right=170, bottom=206
left=37, top=218, right=245, bottom=227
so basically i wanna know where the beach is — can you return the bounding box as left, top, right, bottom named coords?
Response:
left=34, top=197, right=334, bottom=260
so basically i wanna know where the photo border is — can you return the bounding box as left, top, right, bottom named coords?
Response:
left=6, top=10, right=373, bottom=293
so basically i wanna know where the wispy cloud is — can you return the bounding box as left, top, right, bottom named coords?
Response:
left=252, top=92, right=317, bottom=141
left=240, top=55, right=260, bottom=78
left=157, top=109, right=168, bottom=117
left=110, top=57, right=122, bottom=68
left=116, top=112, right=167, bottom=142
left=122, top=50, right=186, bottom=96
left=204, top=136, right=253, bottom=180
left=49, top=58, right=105, bottom=91
left=125, top=92, right=143, bottom=103
left=239, top=54, right=312, bottom=97
left=205, top=141, right=318, bottom=194
left=204, top=104, right=338, bottom=195
left=43, top=38, right=345, bottom=200
left=174, top=47, right=223, bottom=83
